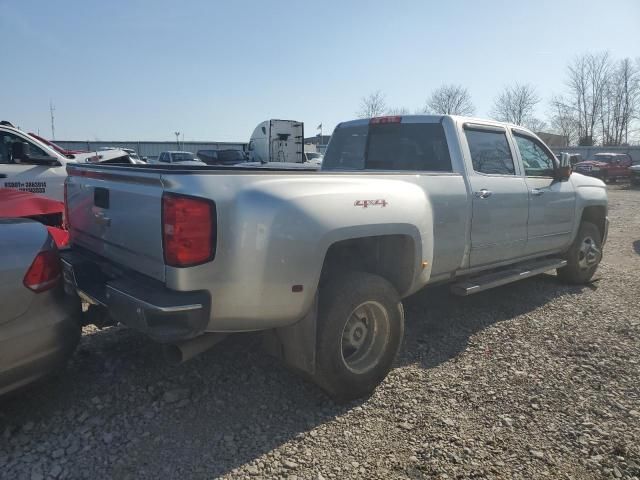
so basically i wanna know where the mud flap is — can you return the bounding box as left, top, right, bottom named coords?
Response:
left=263, top=295, right=317, bottom=376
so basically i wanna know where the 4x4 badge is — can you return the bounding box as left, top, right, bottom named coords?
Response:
left=354, top=199, right=388, bottom=208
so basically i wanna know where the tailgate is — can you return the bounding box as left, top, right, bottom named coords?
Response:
left=66, top=166, right=166, bottom=282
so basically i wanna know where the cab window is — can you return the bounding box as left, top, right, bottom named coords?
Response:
left=0, top=131, right=49, bottom=164
left=514, top=134, right=556, bottom=177
left=464, top=129, right=515, bottom=175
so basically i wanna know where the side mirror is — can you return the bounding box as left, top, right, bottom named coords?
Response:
left=557, top=153, right=572, bottom=181
left=142, top=156, right=148, bottom=161
left=11, top=141, right=30, bottom=162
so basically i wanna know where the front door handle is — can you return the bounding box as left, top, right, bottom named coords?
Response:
left=530, top=188, right=545, bottom=196
left=0, top=174, right=6, bottom=179
left=474, top=189, right=492, bottom=199
left=93, top=211, right=111, bottom=227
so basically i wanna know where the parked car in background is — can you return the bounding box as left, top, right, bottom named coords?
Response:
left=574, top=153, right=633, bottom=183
left=27, top=134, right=130, bottom=165
left=62, top=115, right=608, bottom=401
left=100, top=147, right=146, bottom=164
left=1, top=122, right=136, bottom=201
left=0, top=219, right=80, bottom=397
left=197, top=149, right=247, bottom=165
left=304, top=152, right=323, bottom=165
left=153, top=151, right=205, bottom=166
left=631, top=163, right=640, bottom=186
left=248, top=119, right=304, bottom=163
left=0, top=188, right=69, bottom=247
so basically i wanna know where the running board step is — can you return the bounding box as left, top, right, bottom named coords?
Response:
left=451, top=258, right=567, bottom=296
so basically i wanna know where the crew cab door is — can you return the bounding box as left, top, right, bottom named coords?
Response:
left=0, top=130, right=66, bottom=201
left=512, top=131, right=575, bottom=255
left=463, top=125, right=528, bottom=267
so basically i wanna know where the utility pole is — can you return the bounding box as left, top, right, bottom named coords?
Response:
left=50, top=100, right=56, bottom=140
left=174, top=131, right=180, bottom=150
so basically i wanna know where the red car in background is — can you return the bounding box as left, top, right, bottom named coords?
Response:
left=574, top=153, right=634, bottom=183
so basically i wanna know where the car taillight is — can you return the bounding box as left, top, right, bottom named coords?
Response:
left=370, top=116, right=402, bottom=125
left=162, top=193, right=215, bottom=267
left=23, top=249, right=62, bottom=293
left=63, top=181, right=70, bottom=228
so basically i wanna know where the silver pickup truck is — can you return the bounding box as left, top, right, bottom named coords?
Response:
left=62, top=115, right=608, bottom=401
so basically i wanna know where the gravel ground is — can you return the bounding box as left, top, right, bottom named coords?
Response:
left=1, top=186, right=639, bottom=480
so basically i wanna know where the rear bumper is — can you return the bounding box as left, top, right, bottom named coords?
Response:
left=0, top=287, right=80, bottom=397
left=60, top=248, right=211, bottom=343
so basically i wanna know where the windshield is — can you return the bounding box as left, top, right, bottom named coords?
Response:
left=306, top=152, right=322, bottom=160
left=172, top=152, right=197, bottom=162
left=323, top=122, right=452, bottom=171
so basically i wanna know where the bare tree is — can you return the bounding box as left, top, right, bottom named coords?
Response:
left=600, top=58, right=640, bottom=145
left=424, top=84, right=475, bottom=115
left=385, top=106, right=410, bottom=115
left=549, top=95, right=580, bottom=145
left=491, top=83, right=541, bottom=127
left=526, top=118, right=548, bottom=133
left=566, top=52, right=611, bottom=145
left=357, top=91, right=387, bottom=118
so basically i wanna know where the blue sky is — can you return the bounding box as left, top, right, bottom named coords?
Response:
left=1, top=0, right=638, bottom=141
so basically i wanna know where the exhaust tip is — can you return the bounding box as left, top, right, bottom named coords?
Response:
left=163, top=344, right=184, bottom=366
left=162, top=333, right=228, bottom=366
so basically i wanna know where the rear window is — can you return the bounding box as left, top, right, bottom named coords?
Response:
left=323, top=122, right=452, bottom=171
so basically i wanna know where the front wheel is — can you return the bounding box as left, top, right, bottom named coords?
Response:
left=313, top=272, right=404, bottom=402
left=557, top=221, right=602, bottom=284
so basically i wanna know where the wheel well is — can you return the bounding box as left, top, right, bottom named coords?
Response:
left=581, top=206, right=606, bottom=240
left=320, top=235, right=416, bottom=297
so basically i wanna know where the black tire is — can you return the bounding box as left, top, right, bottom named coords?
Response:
left=557, top=221, right=602, bottom=284
left=313, top=272, right=404, bottom=402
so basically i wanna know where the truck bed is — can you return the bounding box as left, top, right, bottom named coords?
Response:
left=65, top=161, right=469, bottom=331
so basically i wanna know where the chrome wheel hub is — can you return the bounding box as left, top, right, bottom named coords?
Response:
left=341, top=301, right=390, bottom=374
left=578, top=236, right=600, bottom=270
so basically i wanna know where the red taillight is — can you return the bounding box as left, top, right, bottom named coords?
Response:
left=23, top=249, right=62, bottom=293
left=162, top=194, right=215, bottom=267
left=369, top=116, right=402, bottom=125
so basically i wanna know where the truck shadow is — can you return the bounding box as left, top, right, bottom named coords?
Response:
left=399, top=273, right=589, bottom=370
left=0, top=274, right=587, bottom=478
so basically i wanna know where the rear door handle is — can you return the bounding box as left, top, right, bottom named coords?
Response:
left=530, top=188, right=545, bottom=196
left=474, top=189, right=492, bottom=199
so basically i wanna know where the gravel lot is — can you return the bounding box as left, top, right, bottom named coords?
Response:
left=1, top=186, right=639, bottom=480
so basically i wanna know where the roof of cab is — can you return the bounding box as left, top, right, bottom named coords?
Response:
left=336, top=114, right=528, bottom=131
